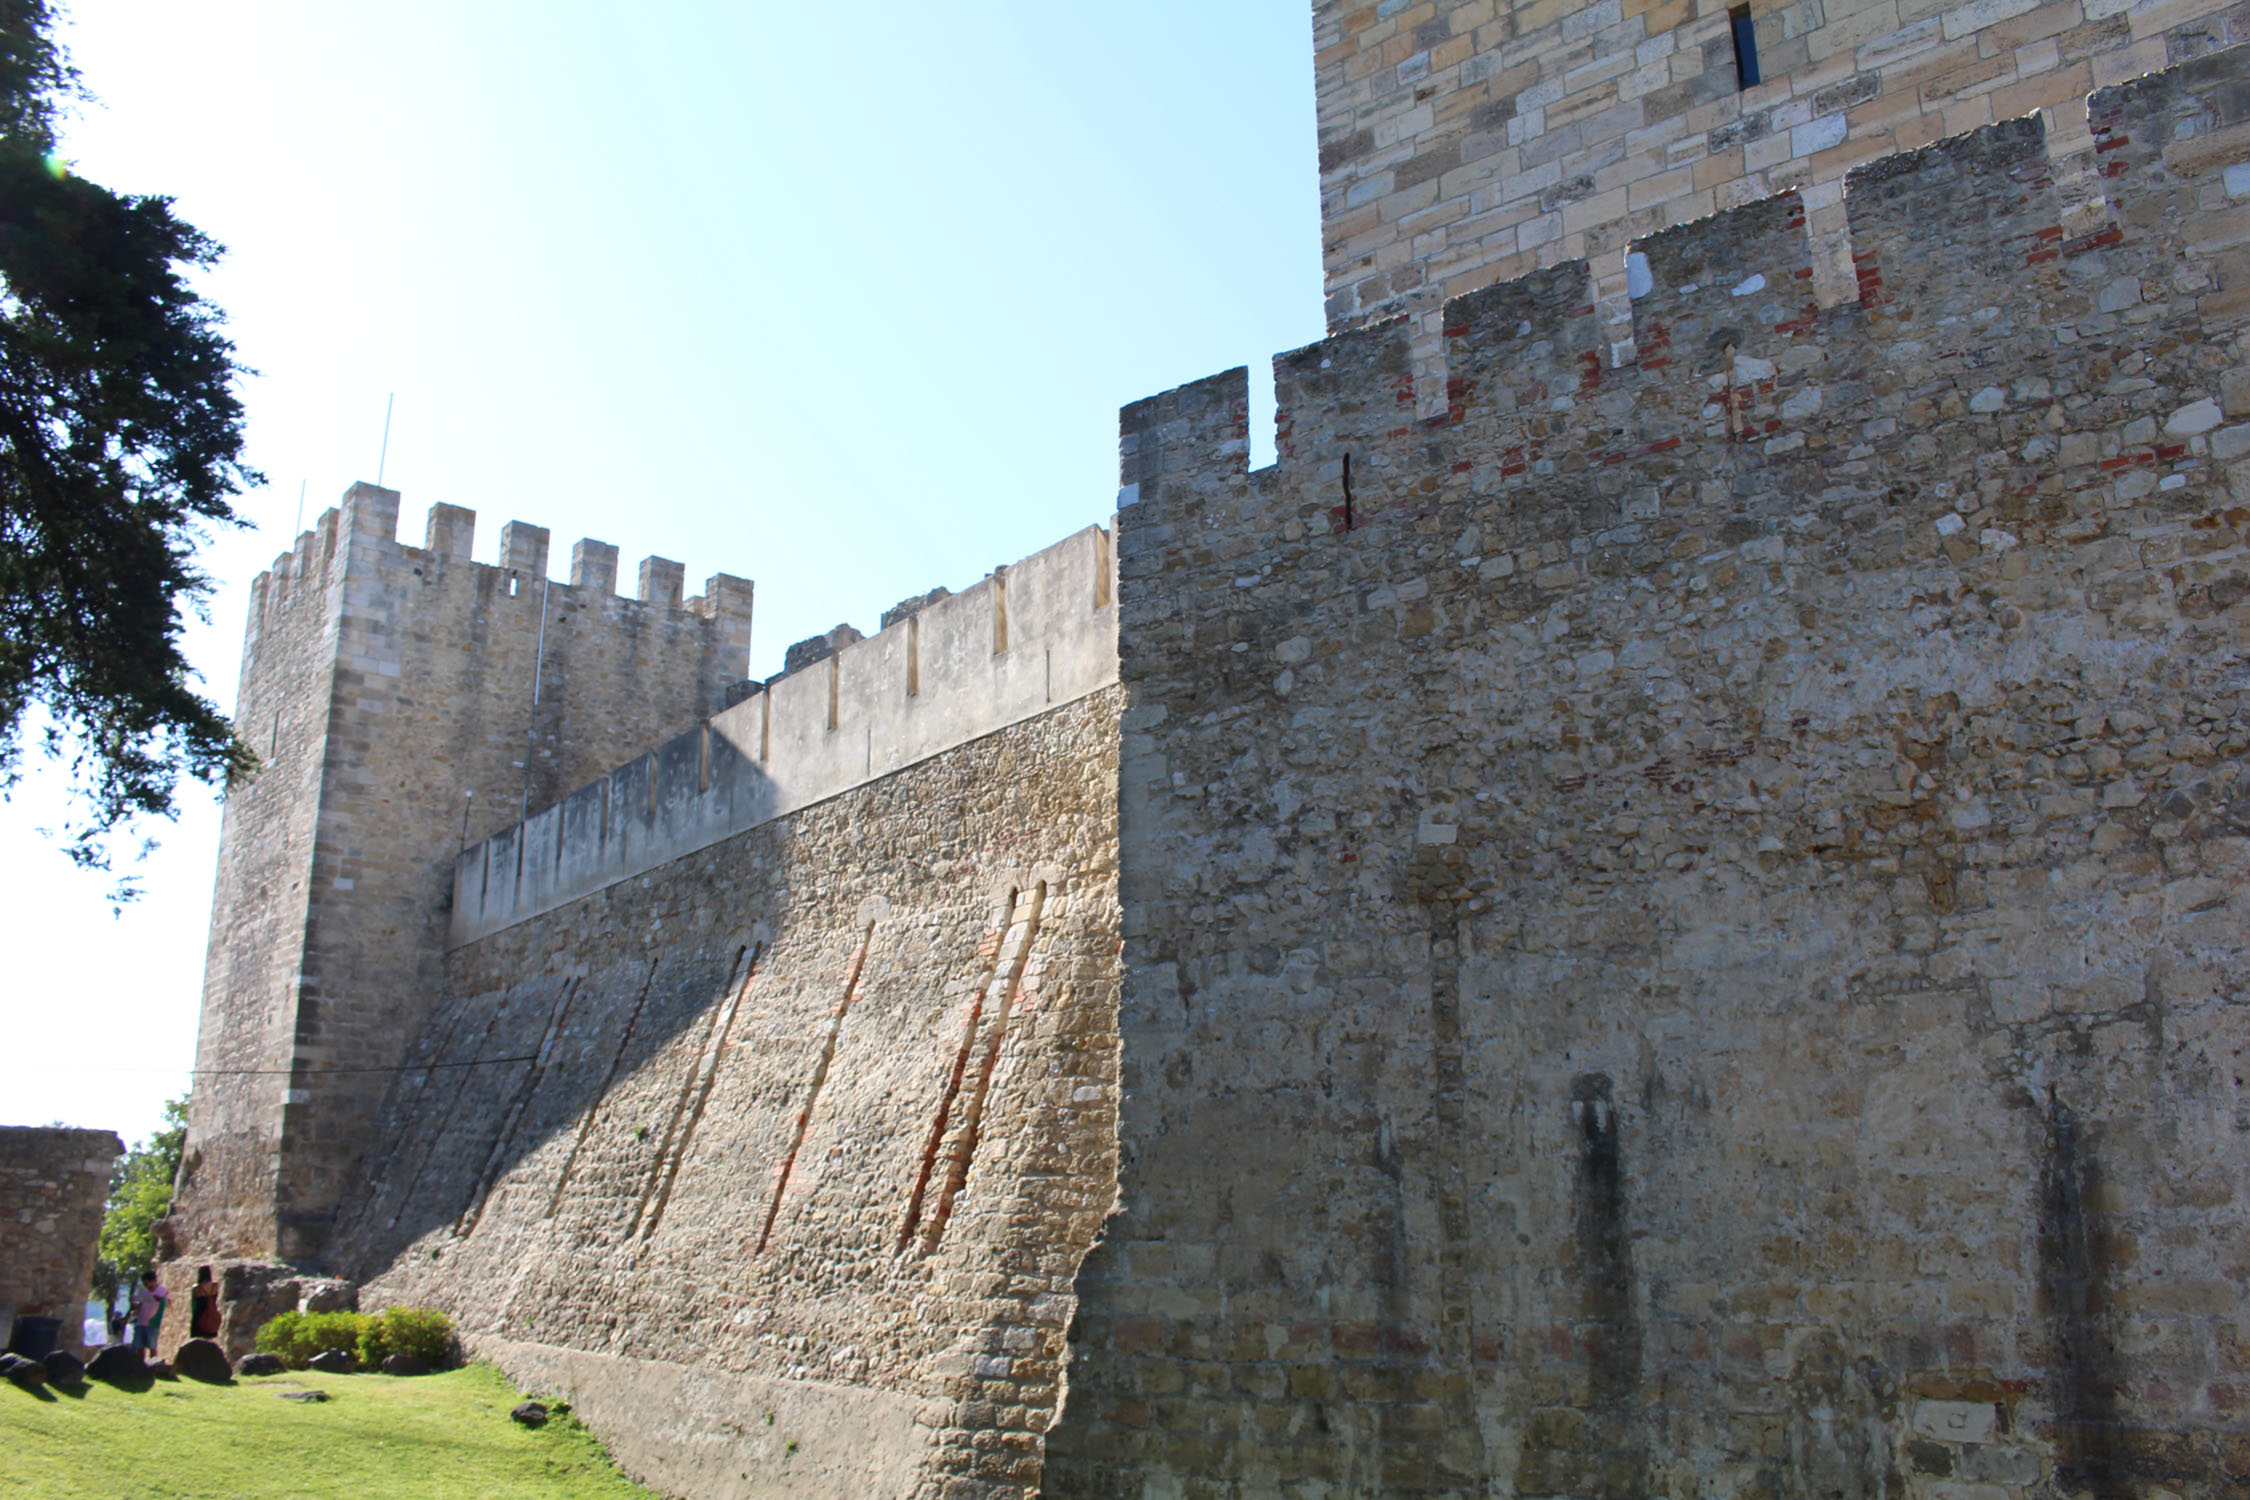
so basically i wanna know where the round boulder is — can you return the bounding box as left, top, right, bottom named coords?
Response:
left=237, top=1352, right=286, bottom=1377
left=379, top=1352, right=430, bottom=1376
left=1, top=1353, right=45, bottom=1388
left=41, top=1350, right=84, bottom=1385
left=306, top=1348, right=356, bottom=1375
left=297, top=1278, right=357, bottom=1314
left=510, top=1400, right=549, bottom=1427
left=84, top=1345, right=147, bottom=1384
left=174, top=1338, right=233, bottom=1384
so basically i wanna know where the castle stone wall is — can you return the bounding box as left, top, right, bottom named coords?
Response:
left=452, top=525, right=1118, bottom=944
left=1048, top=52, right=2250, bottom=1498
left=183, top=505, right=354, bottom=1259
left=0, top=1127, right=121, bottom=1354
left=175, top=483, right=754, bottom=1266
left=1316, top=0, right=2250, bottom=383
left=329, top=688, right=1122, bottom=1500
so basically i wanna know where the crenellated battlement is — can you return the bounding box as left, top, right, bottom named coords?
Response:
left=449, top=522, right=1118, bottom=944
left=1120, top=66, right=2250, bottom=545
left=181, top=479, right=762, bottom=1266
left=1051, top=46, right=2250, bottom=1497
left=242, top=483, right=753, bottom=678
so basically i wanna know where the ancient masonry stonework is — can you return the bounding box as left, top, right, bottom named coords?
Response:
left=174, top=12, right=2250, bottom=1500
left=339, top=686, right=1120, bottom=1499
left=173, top=484, right=753, bottom=1265
left=0, top=1127, right=121, bottom=1355
left=1318, top=0, right=2250, bottom=384
left=1045, top=54, right=2250, bottom=1500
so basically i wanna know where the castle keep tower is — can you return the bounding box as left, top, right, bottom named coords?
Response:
left=1316, top=0, right=2250, bottom=378
left=175, top=482, right=751, bottom=1265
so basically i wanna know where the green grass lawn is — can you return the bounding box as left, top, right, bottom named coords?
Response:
left=0, top=1361, right=659, bottom=1499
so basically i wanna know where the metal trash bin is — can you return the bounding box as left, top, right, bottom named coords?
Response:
left=7, top=1315, right=62, bottom=1360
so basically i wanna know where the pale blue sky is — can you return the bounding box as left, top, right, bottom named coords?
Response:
left=2, top=1, right=1324, bottom=1147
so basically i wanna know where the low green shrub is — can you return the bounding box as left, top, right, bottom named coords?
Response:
left=254, top=1308, right=373, bottom=1369
left=358, top=1306, right=455, bottom=1370
left=252, top=1310, right=302, bottom=1363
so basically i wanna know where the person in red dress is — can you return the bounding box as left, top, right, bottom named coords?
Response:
left=189, top=1266, right=222, bottom=1340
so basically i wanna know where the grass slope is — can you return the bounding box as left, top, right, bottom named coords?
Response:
left=0, top=1362, right=659, bottom=1499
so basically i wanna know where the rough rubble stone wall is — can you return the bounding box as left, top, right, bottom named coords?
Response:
left=332, top=688, right=1122, bottom=1500
left=181, top=506, right=349, bottom=1260
left=1048, top=54, right=2250, bottom=1500
left=1316, top=0, right=2250, bottom=383
left=0, top=1128, right=121, bottom=1352
left=175, top=482, right=752, bottom=1266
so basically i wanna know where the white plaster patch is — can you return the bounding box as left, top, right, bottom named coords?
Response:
left=2166, top=397, right=2223, bottom=435
left=1950, top=800, right=1992, bottom=831
left=1731, top=273, right=1766, bottom=297
left=1792, top=112, right=1848, bottom=155
left=1627, top=251, right=1653, bottom=298
left=1912, top=1399, right=1997, bottom=1444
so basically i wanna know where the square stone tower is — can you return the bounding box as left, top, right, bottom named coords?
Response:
left=172, top=482, right=753, bottom=1266
left=1314, top=0, right=2250, bottom=377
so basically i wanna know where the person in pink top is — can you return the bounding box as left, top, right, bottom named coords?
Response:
left=130, top=1270, right=166, bottom=1352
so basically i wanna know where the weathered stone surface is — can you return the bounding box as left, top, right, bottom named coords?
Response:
left=296, top=1278, right=355, bottom=1315
left=40, top=1350, right=82, bottom=1385
left=278, top=1387, right=328, bottom=1403
left=0, top=1352, right=43, bottom=1387
left=336, top=684, right=1122, bottom=1500
left=0, top=1127, right=121, bottom=1356
left=1314, top=0, right=2250, bottom=371
left=1046, top=54, right=2250, bottom=1498
left=156, top=1260, right=303, bottom=1364
left=379, top=1352, right=428, bottom=1376
left=305, top=1349, right=355, bottom=1375
left=510, top=1400, right=548, bottom=1427
left=236, top=1352, right=285, bottom=1377
left=163, top=12, right=2250, bottom=1500
left=173, top=1338, right=232, bottom=1384
left=170, top=484, right=755, bottom=1267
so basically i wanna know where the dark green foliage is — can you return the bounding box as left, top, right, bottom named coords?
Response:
left=91, top=1093, right=184, bottom=1297
left=254, top=1310, right=374, bottom=1370
left=0, top=0, right=260, bottom=890
left=357, top=1307, right=456, bottom=1370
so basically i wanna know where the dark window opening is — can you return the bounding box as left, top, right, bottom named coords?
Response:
left=1730, top=6, right=1761, bottom=89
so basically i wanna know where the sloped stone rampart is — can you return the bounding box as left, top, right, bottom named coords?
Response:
left=334, top=689, right=1122, bottom=1500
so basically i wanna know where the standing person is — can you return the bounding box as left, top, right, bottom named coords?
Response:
left=189, top=1267, right=221, bottom=1340
left=130, top=1271, right=166, bottom=1352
